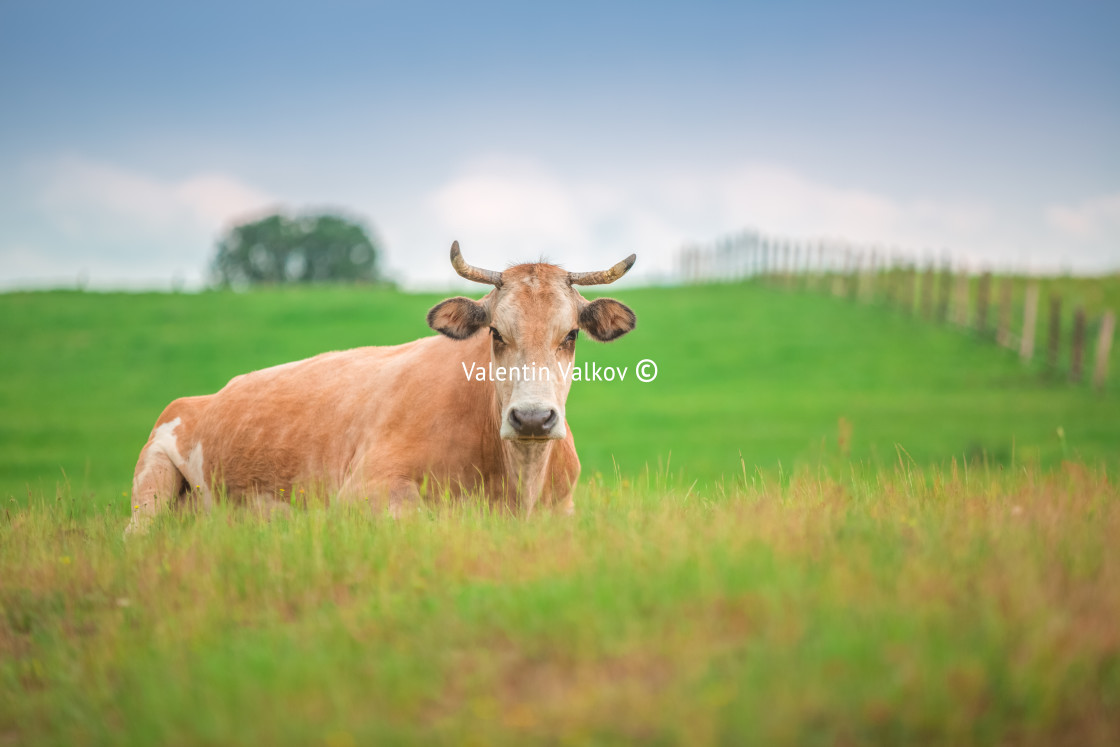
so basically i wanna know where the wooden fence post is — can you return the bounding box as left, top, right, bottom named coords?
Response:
left=1020, top=283, right=1039, bottom=362
left=1094, top=311, right=1116, bottom=391
left=883, top=258, right=896, bottom=307
left=828, top=245, right=842, bottom=297
left=846, top=250, right=855, bottom=297
left=937, top=260, right=951, bottom=322
left=954, top=268, right=970, bottom=327
left=976, top=271, right=991, bottom=336
left=1048, top=295, right=1062, bottom=371
left=996, top=275, right=1013, bottom=348
left=862, top=251, right=876, bottom=302
left=908, top=263, right=919, bottom=314
left=891, top=259, right=902, bottom=310
left=846, top=249, right=855, bottom=300
left=920, top=263, right=934, bottom=320
left=1071, top=307, right=1086, bottom=382
left=792, top=240, right=801, bottom=288
left=891, top=262, right=900, bottom=313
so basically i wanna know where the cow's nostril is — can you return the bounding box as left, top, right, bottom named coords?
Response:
left=509, top=407, right=557, bottom=437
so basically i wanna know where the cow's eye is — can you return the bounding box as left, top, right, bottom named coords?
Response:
left=489, top=326, right=505, bottom=345
left=561, top=329, right=578, bottom=348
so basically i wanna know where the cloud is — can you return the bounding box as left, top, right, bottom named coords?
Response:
left=39, top=156, right=275, bottom=238
left=1046, top=193, right=1120, bottom=241
left=713, top=166, right=990, bottom=245
left=426, top=157, right=620, bottom=274
left=431, top=158, right=583, bottom=244
left=4, top=156, right=277, bottom=287
left=421, top=156, right=999, bottom=283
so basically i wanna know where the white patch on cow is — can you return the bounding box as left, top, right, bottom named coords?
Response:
left=184, top=441, right=212, bottom=509
left=499, top=361, right=568, bottom=441
left=133, top=416, right=182, bottom=490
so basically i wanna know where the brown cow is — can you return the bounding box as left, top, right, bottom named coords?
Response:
left=125, top=242, right=637, bottom=534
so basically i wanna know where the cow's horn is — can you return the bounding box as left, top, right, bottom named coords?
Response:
left=450, top=241, right=502, bottom=286
left=568, top=254, right=637, bottom=286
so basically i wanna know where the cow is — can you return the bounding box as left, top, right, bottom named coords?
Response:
left=124, top=242, right=637, bottom=535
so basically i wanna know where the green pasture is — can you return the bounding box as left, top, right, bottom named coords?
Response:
left=2, top=279, right=1119, bottom=744
left=1, top=279, right=1118, bottom=506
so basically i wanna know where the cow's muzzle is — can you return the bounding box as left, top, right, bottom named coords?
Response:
left=507, top=407, right=559, bottom=439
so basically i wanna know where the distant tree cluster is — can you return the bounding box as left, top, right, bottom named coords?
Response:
left=211, top=212, right=386, bottom=287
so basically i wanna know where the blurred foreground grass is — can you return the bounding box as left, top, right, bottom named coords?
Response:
left=2, top=464, right=1118, bottom=744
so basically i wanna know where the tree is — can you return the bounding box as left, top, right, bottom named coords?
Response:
left=211, top=211, right=385, bottom=287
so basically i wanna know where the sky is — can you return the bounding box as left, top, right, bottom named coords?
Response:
left=1, top=0, right=1118, bottom=290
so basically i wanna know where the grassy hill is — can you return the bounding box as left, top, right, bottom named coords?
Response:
left=1, top=280, right=1118, bottom=507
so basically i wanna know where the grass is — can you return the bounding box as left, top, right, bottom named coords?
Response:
left=1, top=279, right=1118, bottom=505
left=2, top=464, right=1118, bottom=744
left=1, top=278, right=1118, bottom=743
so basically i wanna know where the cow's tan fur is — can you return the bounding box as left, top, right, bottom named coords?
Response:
left=126, top=259, right=634, bottom=535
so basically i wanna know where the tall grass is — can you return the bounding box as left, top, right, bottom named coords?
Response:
left=3, top=463, right=1118, bottom=744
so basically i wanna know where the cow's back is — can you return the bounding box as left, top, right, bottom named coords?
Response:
left=180, top=334, right=502, bottom=497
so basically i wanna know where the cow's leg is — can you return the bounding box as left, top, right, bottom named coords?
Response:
left=387, top=478, right=421, bottom=518
left=125, top=403, right=205, bottom=537
left=336, top=469, right=420, bottom=517
left=125, top=439, right=187, bottom=537
left=544, top=435, right=581, bottom=516
left=244, top=491, right=294, bottom=521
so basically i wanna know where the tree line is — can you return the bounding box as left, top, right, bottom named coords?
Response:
left=211, top=211, right=387, bottom=287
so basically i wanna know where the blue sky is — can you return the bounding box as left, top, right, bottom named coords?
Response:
left=2, top=1, right=1118, bottom=288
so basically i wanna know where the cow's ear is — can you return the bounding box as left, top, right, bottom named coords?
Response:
left=427, top=297, right=490, bottom=340
left=579, top=298, right=636, bottom=342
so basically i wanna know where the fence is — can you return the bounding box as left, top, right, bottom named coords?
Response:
left=678, top=230, right=1116, bottom=391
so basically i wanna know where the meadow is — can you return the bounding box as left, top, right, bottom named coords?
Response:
left=2, top=279, right=1118, bottom=502
left=2, top=279, right=1119, bottom=744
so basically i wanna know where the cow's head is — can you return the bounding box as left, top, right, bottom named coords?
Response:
left=428, top=242, right=636, bottom=441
